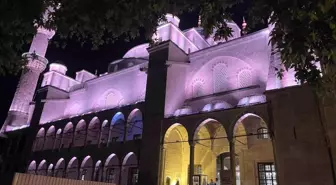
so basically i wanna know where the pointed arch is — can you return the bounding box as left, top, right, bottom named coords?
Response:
left=37, top=160, right=47, bottom=175
left=55, top=158, right=65, bottom=177
left=54, top=129, right=62, bottom=150
left=27, top=161, right=37, bottom=174
left=126, top=109, right=143, bottom=140
left=100, top=120, right=109, bottom=145
left=163, top=124, right=190, bottom=185
left=110, top=112, right=126, bottom=143
left=93, top=160, right=103, bottom=182
left=232, top=113, right=275, bottom=185
left=122, top=152, right=138, bottom=185
left=67, top=157, right=79, bottom=179
left=74, top=120, right=86, bottom=147
left=34, top=128, right=45, bottom=151
left=80, top=156, right=93, bottom=180
left=44, top=126, right=56, bottom=150
left=47, top=164, right=54, bottom=176
left=88, top=117, right=100, bottom=145
left=104, top=154, right=120, bottom=183
left=62, top=122, right=74, bottom=148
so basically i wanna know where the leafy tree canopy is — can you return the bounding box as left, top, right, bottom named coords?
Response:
left=1, top=0, right=336, bottom=92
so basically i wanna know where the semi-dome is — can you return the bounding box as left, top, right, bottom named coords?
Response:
left=237, top=95, right=266, bottom=107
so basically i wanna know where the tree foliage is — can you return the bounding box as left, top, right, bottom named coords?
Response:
left=1, top=0, right=336, bottom=92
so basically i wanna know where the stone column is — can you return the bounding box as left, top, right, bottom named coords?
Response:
left=229, top=139, right=236, bottom=185
left=189, top=142, right=195, bottom=185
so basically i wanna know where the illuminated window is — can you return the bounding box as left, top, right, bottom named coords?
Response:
left=257, top=128, right=269, bottom=139
left=258, top=163, right=276, bottom=185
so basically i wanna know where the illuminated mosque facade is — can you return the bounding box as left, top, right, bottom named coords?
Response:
left=0, top=14, right=334, bottom=185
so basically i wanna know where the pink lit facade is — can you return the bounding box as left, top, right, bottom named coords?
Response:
left=3, top=14, right=334, bottom=185
left=2, top=14, right=299, bottom=131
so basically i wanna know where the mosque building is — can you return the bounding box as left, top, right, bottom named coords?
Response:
left=0, top=14, right=334, bottom=185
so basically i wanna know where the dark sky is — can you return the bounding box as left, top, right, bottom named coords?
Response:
left=0, top=7, right=247, bottom=128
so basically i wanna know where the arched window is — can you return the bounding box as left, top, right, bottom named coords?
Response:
left=110, top=112, right=125, bottom=143
left=213, top=63, right=229, bottom=93
left=44, top=126, right=56, bottom=150
left=62, top=122, right=74, bottom=148
left=126, top=109, right=143, bottom=141
left=257, top=128, right=269, bottom=139
left=87, top=117, right=100, bottom=145
left=238, top=69, right=252, bottom=88
left=54, top=129, right=62, bottom=150
left=192, top=81, right=205, bottom=98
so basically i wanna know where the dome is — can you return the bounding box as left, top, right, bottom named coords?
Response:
left=123, top=43, right=149, bottom=59
left=174, top=106, right=192, bottom=117
left=213, top=101, right=233, bottom=110
left=237, top=95, right=267, bottom=107
left=49, top=62, right=67, bottom=75
left=108, top=58, right=148, bottom=73
left=202, top=101, right=233, bottom=112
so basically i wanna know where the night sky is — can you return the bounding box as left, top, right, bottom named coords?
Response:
left=0, top=7, right=247, bottom=128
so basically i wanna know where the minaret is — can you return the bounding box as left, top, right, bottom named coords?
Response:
left=2, top=25, right=55, bottom=132
left=198, top=15, right=202, bottom=27
left=242, top=17, right=247, bottom=35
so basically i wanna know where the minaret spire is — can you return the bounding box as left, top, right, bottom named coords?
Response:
left=198, top=15, right=201, bottom=27
left=242, top=17, right=247, bottom=35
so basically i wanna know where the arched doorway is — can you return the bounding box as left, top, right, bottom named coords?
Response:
left=55, top=158, right=65, bottom=178
left=126, top=109, right=143, bottom=140
left=74, top=120, right=87, bottom=147
left=67, top=157, right=79, bottom=179
left=80, top=156, right=93, bottom=180
left=88, top=117, right=100, bottom=145
left=162, top=123, right=189, bottom=185
left=34, top=128, right=45, bottom=151
left=233, top=113, right=275, bottom=185
left=37, top=160, right=47, bottom=175
left=122, top=152, right=138, bottom=185
left=27, top=161, right=37, bottom=174
left=44, top=126, right=55, bottom=150
left=193, top=119, right=229, bottom=185
left=110, top=112, right=126, bottom=143
left=104, top=154, right=120, bottom=183
left=62, top=122, right=73, bottom=148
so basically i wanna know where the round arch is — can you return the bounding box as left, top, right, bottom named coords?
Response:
left=62, top=122, right=74, bottom=148
left=193, top=118, right=230, bottom=185
left=122, top=152, right=138, bottom=185
left=231, top=113, right=274, bottom=185
left=67, top=157, right=79, bottom=179
left=163, top=123, right=190, bottom=185
left=104, top=153, right=120, bottom=183
left=126, top=109, right=143, bottom=141
left=37, top=160, right=47, bottom=175
left=74, top=120, right=86, bottom=147
left=55, top=158, right=65, bottom=177
left=110, top=112, right=126, bottom=143
left=80, top=156, right=93, bottom=181
left=34, top=128, right=45, bottom=151
left=44, top=126, right=56, bottom=150
left=27, top=161, right=37, bottom=174
left=88, top=117, right=100, bottom=145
